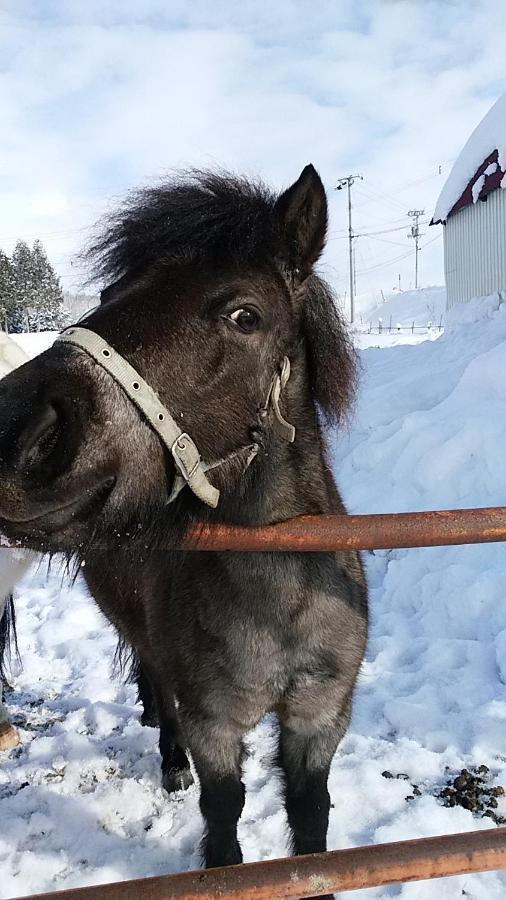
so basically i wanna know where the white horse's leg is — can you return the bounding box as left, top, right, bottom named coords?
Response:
left=0, top=691, right=19, bottom=750
left=0, top=591, right=20, bottom=751
left=0, top=337, right=36, bottom=752
left=0, top=715, right=19, bottom=750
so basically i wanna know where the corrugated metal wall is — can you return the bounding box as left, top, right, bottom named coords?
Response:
left=445, top=187, right=506, bottom=308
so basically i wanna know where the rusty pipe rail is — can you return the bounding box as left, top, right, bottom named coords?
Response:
left=185, top=506, right=506, bottom=552
left=1, top=507, right=506, bottom=553
left=17, top=828, right=506, bottom=899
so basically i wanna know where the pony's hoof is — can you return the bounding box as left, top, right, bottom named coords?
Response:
left=0, top=722, right=20, bottom=751
left=205, top=840, right=243, bottom=868
left=162, top=766, right=194, bottom=793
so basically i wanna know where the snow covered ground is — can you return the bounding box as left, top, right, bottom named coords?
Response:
left=3, top=295, right=506, bottom=898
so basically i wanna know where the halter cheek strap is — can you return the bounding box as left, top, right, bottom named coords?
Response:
left=57, top=327, right=221, bottom=507
left=56, top=327, right=295, bottom=509
left=260, top=356, right=296, bottom=443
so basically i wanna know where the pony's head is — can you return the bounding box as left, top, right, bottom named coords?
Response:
left=0, top=166, right=355, bottom=551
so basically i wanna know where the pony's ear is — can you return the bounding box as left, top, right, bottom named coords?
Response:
left=274, top=164, right=327, bottom=277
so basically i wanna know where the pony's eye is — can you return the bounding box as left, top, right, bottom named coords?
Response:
left=228, top=307, right=260, bottom=333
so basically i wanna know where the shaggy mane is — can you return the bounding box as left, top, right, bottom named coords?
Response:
left=86, top=170, right=281, bottom=283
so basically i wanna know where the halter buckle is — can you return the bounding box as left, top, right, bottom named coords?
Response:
left=171, top=433, right=201, bottom=481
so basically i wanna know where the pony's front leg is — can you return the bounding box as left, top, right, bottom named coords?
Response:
left=279, top=722, right=335, bottom=855
left=183, top=707, right=245, bottom=868
left=278, top=696, right=352, bottom=900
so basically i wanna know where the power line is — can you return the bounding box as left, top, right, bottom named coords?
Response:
left=355, top=240, right=378, bottom=301
left=360, top=221, right=428, bottom=237
left=327, top=210, right=430, bottom=237
left=328, top=220, right=430, bottom=242
left=353, top=165, right=451, bottom=212
left=420, top=232, right=442, bottom=250
left=328, top=213, right=412, bottom=234
left=355, top=226, right=441, bottom=277
left=330, top=164, right=444, bottom=291
left=353, top=183, right=407, bottom=214
left=355, top=248, right=414, bottom=275
left=365, top=234, right=412, bottom=248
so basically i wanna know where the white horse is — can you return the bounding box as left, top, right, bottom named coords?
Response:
left=0, top=333, right=35, bottom=751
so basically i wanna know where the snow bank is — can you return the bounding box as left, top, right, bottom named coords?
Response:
left=337, top=290, right=506, bottom=513
left=2, top=295, right=506, bottom=897
left=356, top=286, right=446, bottom=329
left=433, top=93, right=506, bottom=223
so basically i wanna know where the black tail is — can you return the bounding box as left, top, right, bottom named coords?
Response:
left=0, top=595, right=21, bottom=685
left=112, top=634, right=140, bottom=684
left=112, top=635, right=158, bottom=727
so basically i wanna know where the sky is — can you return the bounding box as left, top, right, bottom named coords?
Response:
left=0, top=0, right=505, bottom=315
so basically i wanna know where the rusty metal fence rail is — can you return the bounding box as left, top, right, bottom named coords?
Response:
left=9, top=505, right=506, bottom=899
left=17, top=829, right=506, bottom=899
left=186, top=506, right=506, bottom=552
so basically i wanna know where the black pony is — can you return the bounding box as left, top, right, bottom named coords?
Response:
left=0, top=165, right=367, bottom=887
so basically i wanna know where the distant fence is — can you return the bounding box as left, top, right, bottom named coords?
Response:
left=358, top=315, right=444, bottom=335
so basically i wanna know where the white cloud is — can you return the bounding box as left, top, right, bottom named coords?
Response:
left=0, top=0, right=504, bottom=307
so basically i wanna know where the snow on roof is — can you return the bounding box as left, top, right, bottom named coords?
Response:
left=433, top=93, right=506, bottom=223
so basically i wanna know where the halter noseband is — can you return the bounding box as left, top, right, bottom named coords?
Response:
left=56, top=327, right=295, bottom=509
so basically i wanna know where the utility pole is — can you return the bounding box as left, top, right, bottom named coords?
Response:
left=336, top=174, right=362, bottom=323
left=407, top=209, right=425, bottom=290
left=353, top=242, right=357, bottom=298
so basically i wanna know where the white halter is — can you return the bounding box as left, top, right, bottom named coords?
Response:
left=57, top=327, right=295, bottom=509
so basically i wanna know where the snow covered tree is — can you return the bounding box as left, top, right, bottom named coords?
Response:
left=8, top=241, right=34, bottom=333
left=30, top=240, right=67, bottom=331
left=7, top=240, right=67, bottom=332
left=0, top=251, right=15, bottom=332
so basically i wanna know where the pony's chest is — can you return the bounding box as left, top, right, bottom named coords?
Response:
left=194, top=627, right=291, bottom=727
left=179, top=555, right=332, bottom=691
left=193, top=601, right=317, bottom=697
left=221, top=625, right=289, bottom=687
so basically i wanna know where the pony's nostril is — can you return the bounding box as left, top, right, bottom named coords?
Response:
left=19, top=402, right=60, bottom=468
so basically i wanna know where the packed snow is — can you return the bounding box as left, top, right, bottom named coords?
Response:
left=2, top=295, right=506, bottom=898
left=433, top=92, right=506, bottom=223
